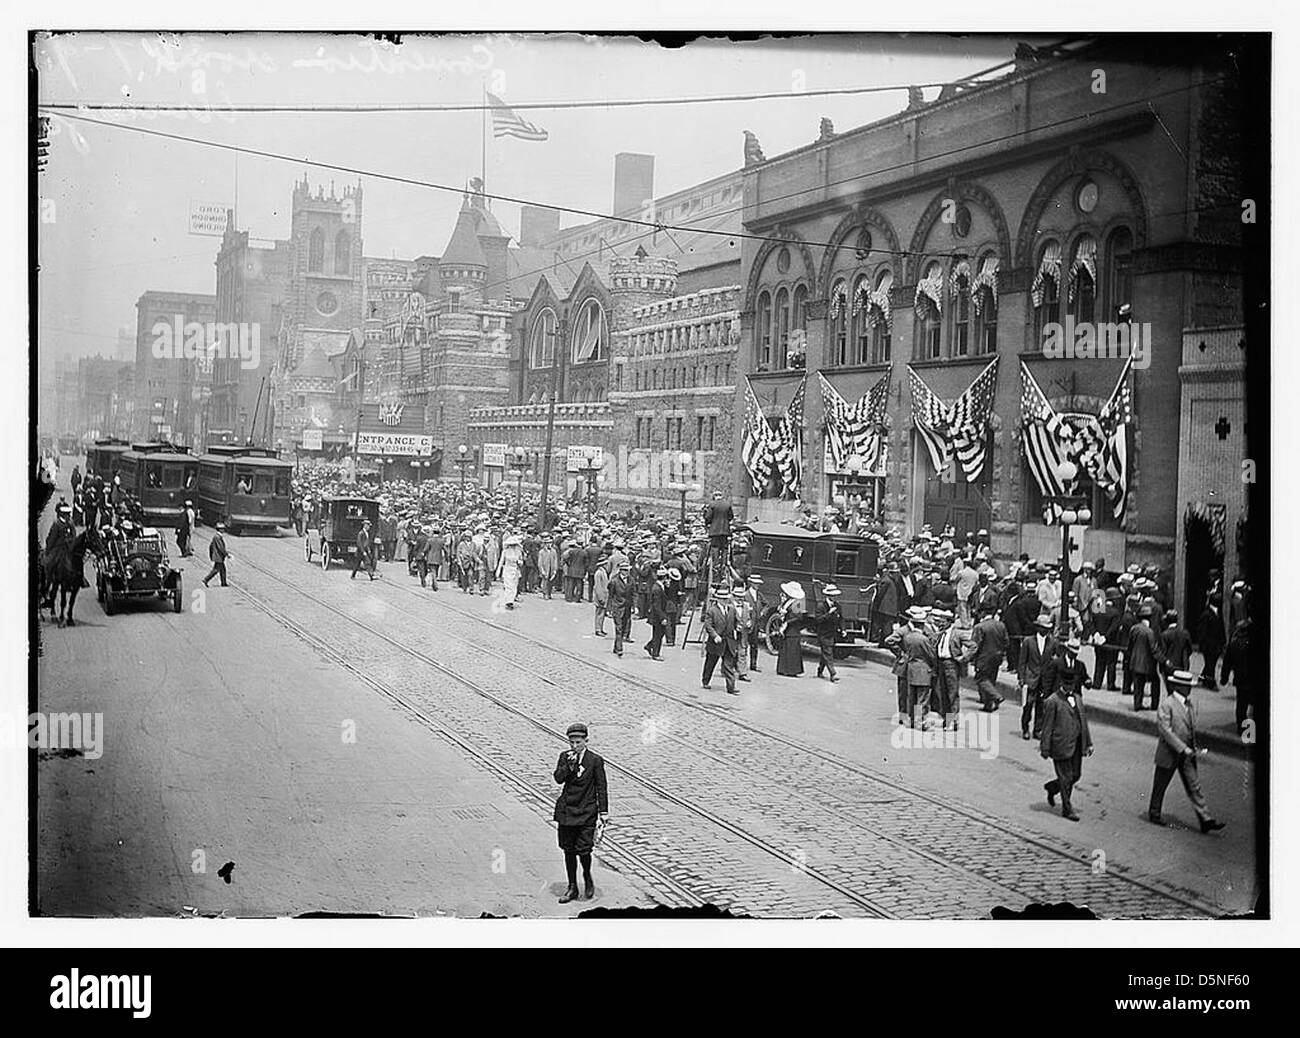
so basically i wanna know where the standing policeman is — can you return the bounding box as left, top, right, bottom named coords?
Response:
left=552, top=723, right=609, bottom=903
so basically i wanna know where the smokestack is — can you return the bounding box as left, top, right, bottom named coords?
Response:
left=613, top=153, right=655, bottom=218
left=519, top=205, right=560, bottom=248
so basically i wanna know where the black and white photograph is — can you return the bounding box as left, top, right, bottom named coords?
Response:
left=20, top=14, right=1277, bottom=951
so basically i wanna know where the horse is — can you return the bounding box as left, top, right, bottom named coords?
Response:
left=40, top=528, right=95, bottom=627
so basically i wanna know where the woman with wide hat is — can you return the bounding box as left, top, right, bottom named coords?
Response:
left=775, top=581, right=807, bottom=677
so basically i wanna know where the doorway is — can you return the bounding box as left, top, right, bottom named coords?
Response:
left=1183, top=503, right=1225, bottom=621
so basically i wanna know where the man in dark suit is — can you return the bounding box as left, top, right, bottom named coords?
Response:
left=607, top=560, right=633, bottom=657
left=1127, top=607, right=1164, bottom=710
left=1196, top=595, right=1227, bottom=690
left=886, top=606, right=937, bottom=729
left=1149, top=671, right=1225, bottom=833
left=553, top=723, right=610, bottom=902
left=644, top=566, right=668, bottom=660
left=1220, top=617, right=1253, bottom=734
left=351, top=518, right=376, bottom=580
left=1018, top=614, right=1057, bottom=740
left=702, top=490, right=734, bottom=573
left=1003, top=584, right=1041, bottom=677
left=1039, top=636, right=1093, bottom=821
left=813, top=585, right=844, bottom=682
left=966, top=601, right=1008, bottom=711
left=202, top=522, right=231, bottom=587
left=701, top=585, right=741, bottom=694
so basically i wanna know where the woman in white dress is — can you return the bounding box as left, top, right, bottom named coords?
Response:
left=497, top=533, right=523, bottom=609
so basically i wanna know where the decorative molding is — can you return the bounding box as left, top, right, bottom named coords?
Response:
left=1014, top=148, right=1149, bottom=267
left=904, top=180, right=1013, bottom=284
left=817, top=204, right=903, bottom=294
left=743, top=225, right=818, bottom=313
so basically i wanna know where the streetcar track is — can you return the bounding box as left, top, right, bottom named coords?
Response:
left=225, top=549, right=894, bottom=917
left=275, top=547, right=1218, bottom=918
left=210, top=531, right=1219, bottom=917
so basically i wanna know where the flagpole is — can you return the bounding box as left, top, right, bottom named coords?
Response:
left=481, top=85, right=487, bottom=204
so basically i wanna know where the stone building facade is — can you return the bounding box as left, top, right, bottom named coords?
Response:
left=734, top=39, right=1248, bottom=583
left=133, top=289, right=216, bottom=446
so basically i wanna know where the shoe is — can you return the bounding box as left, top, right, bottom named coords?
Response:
left=583, top=878, right=595, bottom=900
left=751, top=665, right=761, bottom=672
left=830, top=675, right=840, bottom=683
left=816, top=669, right=824, bottom=678
left=1045, top=782, right=1057, bottom=807
left=614, top=651, right=623, bottom=657
left=1063, top=809, right=1080, bottom=821
left=702, top=682, right=711, bottom=689
left=737, top=673, right=750, bottom=682
left=650, top=655, right=663, bottom=662
left=1106, top=685, right=1120, bottom=692
left=1200, top=819, right=1226, bottom=834
left=1148, top=814, right=1166, bottom=826
left=1021, top=731, right=1030, bottom=741
left=726, top=688, right=740, bottom=695
left=558, top=885, right=580, bottom=904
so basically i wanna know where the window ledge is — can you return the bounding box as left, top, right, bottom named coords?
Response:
left=909, top=353, right=1000, bottom=369
left=820, top=362, right=892, bottom=375
left=748, top=367, right=805, bottom=380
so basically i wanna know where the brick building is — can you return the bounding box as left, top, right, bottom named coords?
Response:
left=77, top=354, right=134, bottom=441
left=733, top=38, right=1248, bottom=607
left=133, top=289, right=216, bottom=446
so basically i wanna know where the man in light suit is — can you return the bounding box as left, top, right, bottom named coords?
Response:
left=735, top=577, right=762, bottom=680
left=889, top=606, right=938, bottom=729
left=701, top=585, right=741, bottom=695
left=1018, top=614, right=1057, bottom=740
left=1039, top=636, right=1093, bottom=820
left=1148, top=671, right=1225, bottom=833
left=553, top=723, right=610, bottom=902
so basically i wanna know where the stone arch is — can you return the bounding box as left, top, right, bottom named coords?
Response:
left=744, top=227, right=818, bottom=314
left=1015, top=149, right=1149, bottom=267
left=905, top=180, right=1012, bottom=284
left=817, top=204, right=903, bottom=292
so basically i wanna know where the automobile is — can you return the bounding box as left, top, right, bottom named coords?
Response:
left=94, top=527, right=183, bottom=615
left=734, top=522, right=880, bottom=658
left=304, top=496, right=380, bottom=570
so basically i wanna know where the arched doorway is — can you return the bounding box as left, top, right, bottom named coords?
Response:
left=1183, top=502, right=1225, bottom=621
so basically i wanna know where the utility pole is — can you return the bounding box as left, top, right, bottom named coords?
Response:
left=536, top=317, right=567, bottom=532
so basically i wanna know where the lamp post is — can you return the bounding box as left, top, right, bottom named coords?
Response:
left=455, top=443, right=470, bottom=493
left=578, top=456, right=600, bottom=516
left=511, top=445, right=527, bottom=511
left=1043, top=459, right=1094, bottom=639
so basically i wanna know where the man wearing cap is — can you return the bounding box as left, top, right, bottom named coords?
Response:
left=1018, top=614, right=1057, bottom=740
left=351, top=518, right=376, bottom=580
left=1039, top=636, right=1093, bottom=821
left=607, top=560, right=633, bottom=656
left=1127, top=607, right=1164, bottom=711
left=813, top=585, right=844, bottom=682
left=702, top=585, right=741, bottom=694
left=1149, top=672, right=1225, bottom=833
left=203, top=522, right=231, bottom=587
left=553, top=723, right=610, bottom=902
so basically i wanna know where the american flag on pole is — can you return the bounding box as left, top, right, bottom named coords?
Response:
left=1019, top=361, right=1070, bottom=503
left=773, top=376, right=806, bottom=499
left=818, top=370, right=890, bottom=473
left=908, top=366, right=951, bottom=475
left=741, top=378, right=778, bottom=495
left=948, top=356, right=999, bottom=481
left=1097, top=355, right=1134, bottom=518
left=486, top=91, right=549, bottom=141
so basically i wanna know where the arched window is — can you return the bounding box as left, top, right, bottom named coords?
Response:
left=1068, top=234, right=1097, bottom=326
left=308, top=228, right=324, bottom=272
left=830, top=278, right=848, bottom=366
left=334, top=230, right=351, bottom=275
left=572, top=299, right=607, bottom=364
left=852, top=274, right=871, bottom=364
left=594, top=384, right=605, bottom=402
left=774, top=288, right=791, bottom=369
left=870, top=269, right=893, bottom=364
left=756, top=291, right=772, bottom=370
left=915, top=260, right=943, bottom=360
left=793, top=284, right=808, bottom=332
left=950, top=257, right=971, bottom=358
left=1031, top=241, right=1062, bottom=350
left=972, top=253, right=999, bottom=355
left=530, top=308, right=557, bottom=368
left=1106, top=227, right=1134, bottom=320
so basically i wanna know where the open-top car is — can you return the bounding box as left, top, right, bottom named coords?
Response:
left=94, top=527, right=183, bottom=615
left=304, top=496, right=380, bottom=570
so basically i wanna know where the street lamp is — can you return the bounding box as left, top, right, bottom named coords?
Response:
left=1043, top=458, right=1094, bottom=638
left=510, top=445, right=528, bottom=511
left=578, top=456, right=600, bottom=516
left=455, top=443, right=470, bottom=492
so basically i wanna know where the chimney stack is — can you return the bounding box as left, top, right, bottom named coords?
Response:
left=519, top=205, right=560, bottom=248
left=613, top=153, right=655, bottom=218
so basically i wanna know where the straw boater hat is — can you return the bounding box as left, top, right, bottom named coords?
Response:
left=747, top=575, right=764, bottom=587
left=1166, top=670, right=1195, bottom=691
left=1034, top=613, right=1053, bottom=629
left=822, top=584, right=842, bottom=597
left=714, top=585, right=733, bottom=598
left=906, top=605, right=928, bottom=622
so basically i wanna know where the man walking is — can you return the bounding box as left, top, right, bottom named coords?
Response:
left=1039, top=636, right=1093, bottom=821
left=607, top=560, right=632, bottom=657
left=177, top=499, right=194, bottom=558
left=351, top=518, right=376, bottom=581
left=1127, top=606, right=1164, bottom=711
left=593, top=552, right=610, bottom=636
left=1148, top=671, right=1225, bottom=833
left=738, top=576, right=763, bottom=678
left=202, top=522, right=231, bottom=587
left=701, top=585, right=740, bottom=695
left=423, top=525, right=445, bottom=590
left=966, top=602, right=1008, bottom=711
left=1018, top=614, right=1057, bottom=740
left=552, top=723, right=609, bottom=903
left=813, top=585, right=844, bottom=682
left=537, top=537, right=558, bottom=599
left=1196, top=593, right=1227, bottom=690
left=644, top=566, right=668, bottom=661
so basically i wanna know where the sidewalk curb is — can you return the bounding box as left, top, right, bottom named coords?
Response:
left=858, top=647, right=1251, bottom=761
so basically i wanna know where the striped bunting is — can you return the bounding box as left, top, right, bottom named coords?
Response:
left=818, top=370, right=890, bottom=474
left=741, top=378, right=778, bottom=495
left=908, top=358, right=999, bottom=482
left=773, top=376, right=806, bottom=499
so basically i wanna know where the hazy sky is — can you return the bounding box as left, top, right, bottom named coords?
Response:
left=35, top=31, right=1046, bottom=362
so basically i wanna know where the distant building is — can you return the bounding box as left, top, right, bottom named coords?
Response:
left=134, top=289, right=216, bottom=446
left=77, top=354, right=133, bottom=442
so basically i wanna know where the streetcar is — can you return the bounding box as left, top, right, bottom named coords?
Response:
left=85, top=437, right=132, bottom=480
left=305, top=495, right=379, bottom=570
left=736, top=523, right=880, bottom=658
left=116, top=442, right=198, bottom=527
left=57, top=434, right=81, bottom=456
left=196, top=444, right=293, bottom=534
